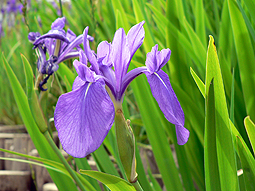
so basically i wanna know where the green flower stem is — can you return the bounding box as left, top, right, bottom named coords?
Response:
left=43, top=130, right=86, bottom=191
left=132, top=180, right=143, bottom=191
left=59, top=0, right=63, bottom=17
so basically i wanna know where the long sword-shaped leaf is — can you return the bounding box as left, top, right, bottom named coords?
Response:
left=0, top=148, right=96, bottom=191
left=80, top=170, right=136, bottom=191
left=228, top=0, right=255, bottom=121
left=236, top=136, right=255, bottom=191
left=244, top=116, right=255, bottom=155
left=204, top=79, right=221, bottom=191
left=205, top=36, right=238, bottom=191
left=2, top=54, right=78, bottom=191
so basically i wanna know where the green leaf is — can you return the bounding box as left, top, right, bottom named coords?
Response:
left=244, top=116, right=255, bottom=155
left=190, top=67, right=205, bottom=98
left=0, top=148, right=97, bottom=191
left=57, top=63, right=76, bottom=87
left=242, top=0, right=255, bottom=29
left=182, top=18, right=207, bottom=70
left=236, top=136, right=255, bottom=191
left=132, top=0, right=155, bottom=53
left=147, top=168, right=162, bottom=191
left=112, top=0, right=130, bottom=32
left=195, top=0, right=206, bottom=46
left=228, top=0, right=255, bottom=121
left=75, top=158, right=102, bottom=191
left=92, top=144, right=120, bottom=177
left=135, top=144, right=154, bottom=191
left=0, top=148, right=68, bottom=175
left=236, top=0, right=255, bottom=43
left=204, top=79, right=221, bottom=191
left=0, top=157, right=65, bottom=175
left=205, top=36, right=238, bottom=191
left=80, top=170, right=136, bottom=191
left=2, top=54, right=78, bottom=191
left=21, top=54, right=48, bottom=133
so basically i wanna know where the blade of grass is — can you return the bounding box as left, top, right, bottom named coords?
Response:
left=236, top=136, right=255, bottom=191
left=228, top=0, right=255, bottom=121
left=80, top=170, right=136, bottom=191
left=205, top=36, right=238, bottom=191
left=244, top=116, right=255, bottom=155
left=204, top=79, right=221, bottom=191
left=2, top=54, right=79, bottom=191
left=195, top=0, right=206, bottom=46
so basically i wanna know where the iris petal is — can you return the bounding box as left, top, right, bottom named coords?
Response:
left=54, top=79, right=115, bottom=158
left=146, top=70, right=189, bottom=144
left=112, top=28, right=130, bottom=93
left=127, top=21, right=145, bottom=59
left=73, top=60, right=95, bottom=82
left=83, top=27, right=99, bottom=74
left=51, top=17, right=66, bottom=30
left=145, top=45, right=171, bottom=74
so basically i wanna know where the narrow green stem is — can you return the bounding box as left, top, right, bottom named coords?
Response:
left=59, top=0, right=63, bottom=17
left=132, top=180, right=143, bottom=191
left=44, top=131, right=86, bottom=191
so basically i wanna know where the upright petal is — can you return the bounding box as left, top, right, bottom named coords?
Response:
left=54, top=79, right=115, bottom=158
left=83, top=27, right=99, bottom=74
left=112, top=28, right=130, bottom=93
left=79, top=50, right=88, bottom=65
left=145, top=70, right=189, bottom=144
left=127, top=21, right=145, bottom=59
left=73, top=60, right=95, bottom=82
left=97, top=41, right=112, bottom=66
left=145, top=45, right=171, bottom=74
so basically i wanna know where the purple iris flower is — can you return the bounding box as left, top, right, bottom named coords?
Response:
left=6, top=0, right=23, bottom=14
left=28, top=17, right=93, bottom=90
left=54, top=21, right=190, bottom=158
left=0, top=22, right=3, bottom=39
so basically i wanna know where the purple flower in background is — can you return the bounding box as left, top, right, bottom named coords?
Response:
left=28, top=17, right=93, bottom=90
left=6, top=0, right=23, bottom=14
left=54, top=21, right=189, bottom=158
left=51, top=1, right=61, bottom=16
left=0, top=22, right=3, bottom=39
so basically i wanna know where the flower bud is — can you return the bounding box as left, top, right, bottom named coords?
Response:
left=115, top=108, right=137, bottom=183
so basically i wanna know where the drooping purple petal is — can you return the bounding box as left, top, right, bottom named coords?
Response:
left=111, top=28, right=130, bottom=93
left=57, top=34, right=83, bottom=63
left=28, top=32, right=40, bottom=43
left=54, top=79, right=115, bottom=158
left=51, top=17, right=66, bottom=30
left=146, top=70, right=189, bottom=144
left=127, top=21, right=145, bottom=59
left=34, top=30, right=69, bottom=47
left=145, top=45, right=171, bottom=74
left=66, top=29, right=76, bottom=41
left=176, top=125, right=190, bottom=145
